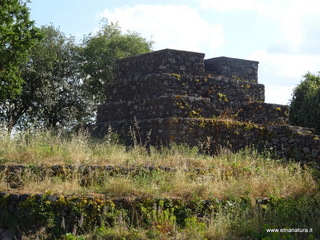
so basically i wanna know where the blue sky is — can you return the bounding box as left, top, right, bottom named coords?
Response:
left=28, top=0, right=320, bottom=105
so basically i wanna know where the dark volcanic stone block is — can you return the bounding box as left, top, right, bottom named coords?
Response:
left=205, top=56, right=259, bottom=82
left=116, top=48, right=205, bottom=80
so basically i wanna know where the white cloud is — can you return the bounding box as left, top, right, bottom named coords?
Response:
left=268, top=1, right=312, bottom=53
left=198, top=0, right=269, bottom=14
left=198, top=0, right=320, bottom=105
left=264, top=85, right=294, bottom=105
left=199, top=0, right=320, bottom=55
left=99, top=4, right=225, bottom=53
left=249, top=49, right=320, bottom=104
left=251, top=50, right=320, bottom=80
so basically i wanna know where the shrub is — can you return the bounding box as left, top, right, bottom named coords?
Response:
left=289, top=72, right=320, bottom=133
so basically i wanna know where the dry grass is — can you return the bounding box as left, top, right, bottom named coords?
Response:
left=0, top=130, right=208, bottom=168
left=0, top=129, right=318, bottom=200
left=0, top=146, right=317, bottom=200
left=1, top=130, right=319, bottom=239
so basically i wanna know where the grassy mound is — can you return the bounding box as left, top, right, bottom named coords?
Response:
left=0, top=130, right=319, bottom=239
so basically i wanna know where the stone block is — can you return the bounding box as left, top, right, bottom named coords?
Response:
left=116, top=48, right=205, bottom=80
left=1, top=228, right=14, bottom=240
left=205, top=56, right=259, bottom=82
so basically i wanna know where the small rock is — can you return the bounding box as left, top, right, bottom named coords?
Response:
left=2, top=228, right=15, bottom=240
left=256, top=198, right=269, bottom=204
left=179, top=65, right=186, bottom=71
left=47, top=195, right=58, bottom=202
left=303, top=147, right=310, bottom=153
left=159, top=64, right=166, bottom=70
left=8, top=194, right=19, bottom=202
left=311, top=149, right=319, bottom=158
left=8, top=204, right=15, bottom=214
left=19, top=194, right=30, bottom=201
left=0, top=192, right=7, bottom=198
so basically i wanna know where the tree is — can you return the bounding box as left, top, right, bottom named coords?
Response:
left=1, top=20, right=154, bottom=133
left=289, top=72, right=320, bottom=133
left=0, top=25, right=93, bottom=132
left=0, top=0, right=42, bottom=100
left=80, top=21, right=153, bottom=104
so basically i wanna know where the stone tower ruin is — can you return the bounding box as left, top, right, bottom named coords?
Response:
left=95, top=49, right=320, bottom=165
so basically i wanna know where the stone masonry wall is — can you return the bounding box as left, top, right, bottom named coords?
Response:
left=116, top=48, right=205, bottom=80
left=95, top=48, right=320, bottom=166
left=205, top=57, right=259, bottom=82
left=97, top=74, right=265, bottom=123
left=236, top=102, right=289, bottom=125
left=103, top=117, right=320, bottom=164
left=2, top=190, right=307, bottom=239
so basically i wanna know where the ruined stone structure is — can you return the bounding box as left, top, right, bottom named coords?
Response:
left=95, top=49, right=320, bottom=165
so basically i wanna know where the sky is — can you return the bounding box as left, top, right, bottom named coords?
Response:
left=28, top=0, right=320, bottom=105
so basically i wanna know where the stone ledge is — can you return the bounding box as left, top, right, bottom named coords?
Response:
left=97, top=94, right=213, bottom=122
left=1, top=192, right=318, bottom=239
left=106, top=73, right=265, bottom=103
left=96, top=117, right=320, bottom=165
left=236, top=102, right=289, bottom=124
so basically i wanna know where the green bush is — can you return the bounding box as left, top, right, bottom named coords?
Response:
left=289, top=72, right=320, bottom=133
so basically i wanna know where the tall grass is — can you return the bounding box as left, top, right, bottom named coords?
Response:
left=0, top=129, right=211, bottom=168
left=1, top=129, right=320, bottom=239
left=0, top=129, right=317, bottom=200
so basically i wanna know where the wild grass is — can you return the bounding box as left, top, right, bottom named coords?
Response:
left=0, top=157, right=316, bottom=200
left=0, top=130, right=318, bottom=200
left=1, top=129, right=320, bottom=239
left=0, top=129, right=208, bottom=168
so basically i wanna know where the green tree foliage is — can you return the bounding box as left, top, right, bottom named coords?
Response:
left=0, top=25, right=93, bottom=132
left=1, top=19, right=153, bottom=132
left=0, top=0, right=42, bottom=100
left=289, top=72, right=320, bottom=133
left=80, top=21, right=153, bottom=104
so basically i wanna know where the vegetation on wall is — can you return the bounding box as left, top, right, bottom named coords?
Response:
left=1, top=192, right=319, bottom=239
